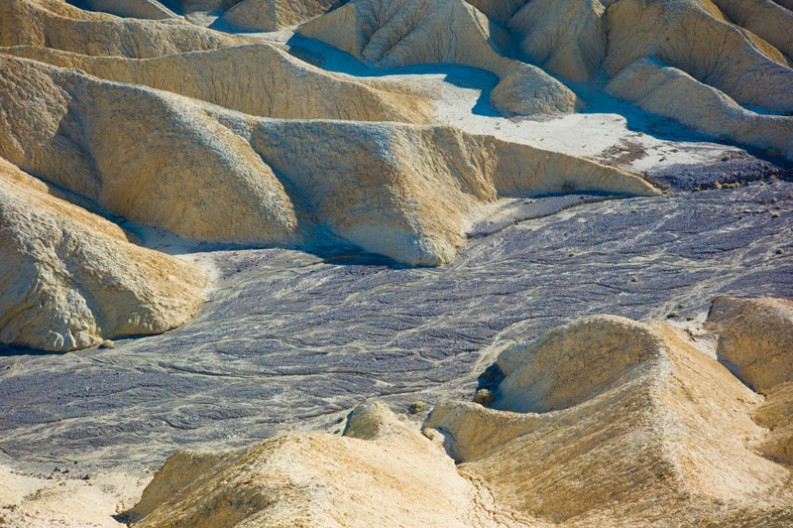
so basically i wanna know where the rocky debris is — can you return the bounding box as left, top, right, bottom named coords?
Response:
left=1, top=181, right=789, bottom=464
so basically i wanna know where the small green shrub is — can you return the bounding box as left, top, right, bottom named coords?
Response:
left=473, top=389, right=496, bottom=407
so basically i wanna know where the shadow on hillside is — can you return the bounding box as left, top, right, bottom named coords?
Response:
left=285, top=34, right=501, bottom=117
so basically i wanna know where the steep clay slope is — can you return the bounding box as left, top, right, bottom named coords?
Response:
left=68, top=0, right=178, bottom=19
left=0, top=0, right=244, bottom=57
left=707, top=296, right=793, bottom=466
left=1, top=44, right=434, bottom=122
left=606, top=58, right=793, bottom=159
left=0, top=54, right=655, bottom=266
left=216, top=0, right=342, bottom=31
left=298, top=0, right=580, bottom=116
left=427, top=316, right=793, bottom=526
left=127, top=403, right=525, bottom=528
left=299, top=0, right=793, bottom=156
left=127, top=299, right=793, bottom=527
left=0, top=157, right=205, bottom=352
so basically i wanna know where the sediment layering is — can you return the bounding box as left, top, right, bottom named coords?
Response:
left=126, top=297, right=793, bottom=527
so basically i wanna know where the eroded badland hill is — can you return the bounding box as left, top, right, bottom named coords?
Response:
left=0, top=0, right=792, bottom=526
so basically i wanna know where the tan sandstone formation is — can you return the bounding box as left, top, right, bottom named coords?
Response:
left=298, top=0, right=580, bottom=116
left=127, top=299, right=793, bottom=527
left=217, top=0, right=341, bottom=31
left=298, top=0, right=793, bottom=156
left=71, top=0, right=178, bottom=19
left=606, top=58, right=793, bottom=160
left=126, top=402, right=526, bottom=528
left=0, top=44, right=434, bottom=123
left=0, top=53, right=655, bottom=266
left=0, top=0, right=244, bottom=57
left=0, top=157, right=206, bottom=352
left=604, top=0, right=793, bottom=115
left=707, top=296, right=793, bottom=467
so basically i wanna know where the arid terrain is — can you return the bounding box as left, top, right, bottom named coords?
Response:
left=0, top=0, right=792, bottom=526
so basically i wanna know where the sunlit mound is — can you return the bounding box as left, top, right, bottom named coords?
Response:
left=127, top=296, right=793, bottom=527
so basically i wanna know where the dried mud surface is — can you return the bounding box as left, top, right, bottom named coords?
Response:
left=1, top=181, right=791, bottom=470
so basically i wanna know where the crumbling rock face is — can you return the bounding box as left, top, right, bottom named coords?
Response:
left=0, top=157, right=206, bottom=352
left=129, top=299, right=793, bottom=527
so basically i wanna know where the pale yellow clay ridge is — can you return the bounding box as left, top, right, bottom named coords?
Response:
left=298, top=0, right=580, bottom=116
left=1, top=43, right=434, bottom=123
left=127, top=298, right=793, bottom=527
left=0, top=54, right=655, bottom=266
left=0, top=157, right=206, bottom=352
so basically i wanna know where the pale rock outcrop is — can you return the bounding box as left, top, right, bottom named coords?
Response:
left=70, top=0, right=178, bottom=19
left=462, top=0, right=607, bottom=82
left=0, top=54, right=655, bottom=266
left=130, top=303, right=793, bottom=527
left=244, top=120, right=657, bottom=265
left=298, top=0, right=580, bottom=116
left=606, top=58, right=793, bottom=160
left=0, top=55, right=302, bottom=247
left=127, top=402, right=525, bottom=528
left=707, top=296, right=793, bottom=480
left=0, top=0, right=243, bottom=57
left=0, top=157, right=206, bottom=352
left=216, top=0, right=342, bottom=32
left=706, top=295, right=793, bottom=392
left=1, top=44, right=434, bottom=123
left=604, top=0, right=793, bottom=114
left=711, top=0, right=793, bottom=62
left=707, top=295, right=793, bottom=467
left=507, top=0, right=606, bottom=82
left=426, top=314, right=793, bottom=526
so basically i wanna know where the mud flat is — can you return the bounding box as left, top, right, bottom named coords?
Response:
left=1, top=181, right=791, bottom=472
